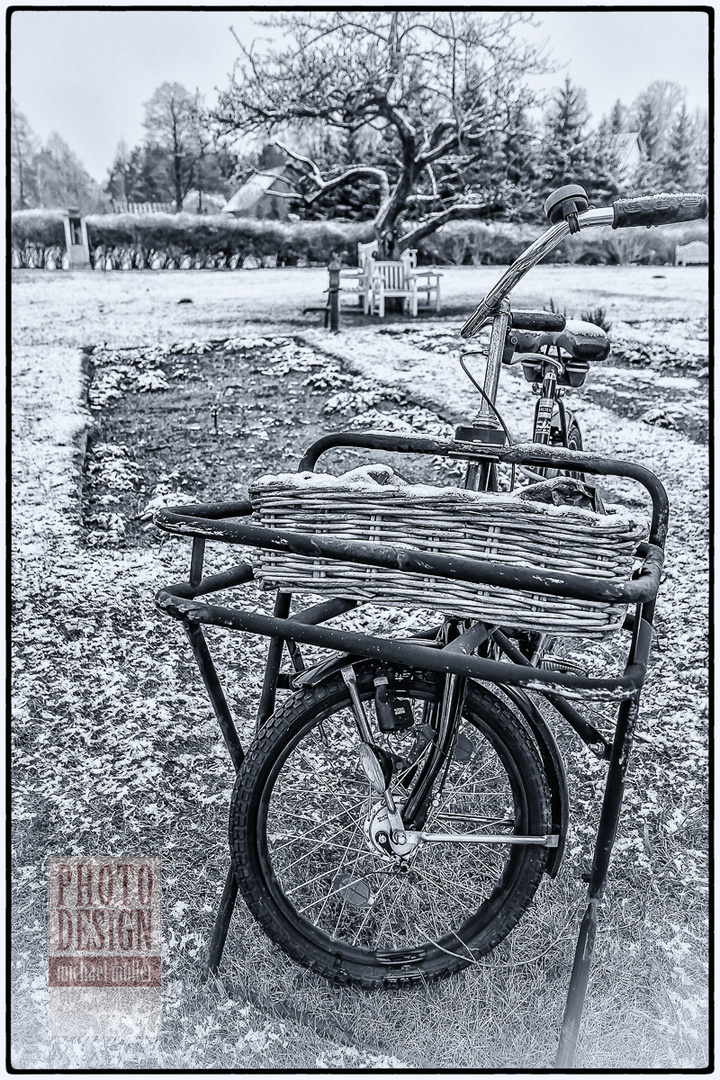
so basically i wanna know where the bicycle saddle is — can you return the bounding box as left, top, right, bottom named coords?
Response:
left=511, top=319, right=610, bottom=362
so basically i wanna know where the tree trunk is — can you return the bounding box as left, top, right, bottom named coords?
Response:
left=173, top=154, right=183, bottom=212
left=373, top=161, right=420, bottom=258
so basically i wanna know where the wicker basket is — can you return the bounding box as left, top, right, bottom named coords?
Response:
left=249, top=464, right=646, bottom=636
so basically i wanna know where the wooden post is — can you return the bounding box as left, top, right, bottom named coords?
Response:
left=327, top=259, right=340, bottom=332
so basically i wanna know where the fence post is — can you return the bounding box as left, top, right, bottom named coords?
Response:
left=327, top=259, right=340, bottom=332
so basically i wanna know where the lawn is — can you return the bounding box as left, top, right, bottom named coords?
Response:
left=11, top=265, right=709, bottom=1069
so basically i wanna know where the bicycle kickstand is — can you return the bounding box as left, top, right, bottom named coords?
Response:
left=555, top=692, right=640, bottom=1068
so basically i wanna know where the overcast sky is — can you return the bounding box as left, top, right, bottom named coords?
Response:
left=10, top=8, right=710, bottom=184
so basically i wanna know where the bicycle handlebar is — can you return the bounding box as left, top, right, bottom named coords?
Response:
left=511, top=310, right=566, bottom=332
left=461, top=192, right=708, bottom=339
left=612, top=191, right=708, bottom=229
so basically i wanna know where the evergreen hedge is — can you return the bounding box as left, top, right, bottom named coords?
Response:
left=11, top=209, right=708, bottom=270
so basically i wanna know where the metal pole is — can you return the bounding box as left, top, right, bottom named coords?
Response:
left=182, top=621, right=245, bottom=979
left=184, top=623, right=244, bottom=772
left=555, top=693, right=640, bottom=1067
left=257, top=591, right=292, bottom=725
left=328, top=259, right=340, bottom=332
left=202, top=865, right=239, bottom=981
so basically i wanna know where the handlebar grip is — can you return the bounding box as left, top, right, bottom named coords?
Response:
left=511, top=310, right=566, bottom=333
left=612, top=192, right=708, bottom=230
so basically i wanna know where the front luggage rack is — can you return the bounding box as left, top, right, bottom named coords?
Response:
left=155, top=433, right=667, bottom=702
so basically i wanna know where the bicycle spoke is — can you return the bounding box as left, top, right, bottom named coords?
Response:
left=313, top=823, right=369, bottom=923
left=350, top=872, right=398, bottom=946
left=269, top=794, right=370, bottom=850
left=271, top=833, right=370, bottom=872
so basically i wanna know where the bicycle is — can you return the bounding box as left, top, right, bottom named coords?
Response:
left=155, top=186, right=707, bottom=1066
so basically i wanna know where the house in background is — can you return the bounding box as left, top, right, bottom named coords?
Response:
left=222, top=167, right=293, bottom=220
left=182, top=190, right=227, bottom=214
left=611, top=131, right=644, bottom=184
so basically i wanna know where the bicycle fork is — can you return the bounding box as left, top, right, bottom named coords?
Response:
left=340, top=662, right=467, bottom=835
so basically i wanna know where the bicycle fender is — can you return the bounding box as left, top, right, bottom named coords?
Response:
left=291, top=651, right=363, bottom=688
left=482, top=684, right=568, bottom=878
left=291, top=640, right=443, bottom=689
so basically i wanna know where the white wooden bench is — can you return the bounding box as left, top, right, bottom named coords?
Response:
left=338, top=240, right=378, bottom=314
left=675, top=240, right=708, bottom=266
left=369, top=256, right=419, bottom=317
left=340, top=242, right=443, bottom=318
left=410, top=267, right=442, bottom=312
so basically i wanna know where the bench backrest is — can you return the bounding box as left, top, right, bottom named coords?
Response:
left=372, top=260, right=412, bottom=290
left=358, top=242, right=418, bottom=271
left=357, top=240, right=379, bottom=267
left=675, top=240, right=709, bottom=264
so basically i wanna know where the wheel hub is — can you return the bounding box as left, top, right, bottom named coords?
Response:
left=363, top=800, right=419, bottom=859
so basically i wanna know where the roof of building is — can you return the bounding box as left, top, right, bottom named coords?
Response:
left=222, top=167, right=289, bottom=213
left=611, top=131, right=643, bottom=172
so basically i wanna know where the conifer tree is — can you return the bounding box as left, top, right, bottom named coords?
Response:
left=34, top=133, right=105, bottom=211
left=608, top=99, right=627, bottom=136
left=692, top=108, right=709, bottom=191
left=539, top=77, right=593, bottom=194
left=661, top=103, right=696, bottom=191
left=586, top=118, right=621, bottom=201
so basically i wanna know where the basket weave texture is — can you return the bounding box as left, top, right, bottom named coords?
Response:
left=249, top=465, right=645, bottom=636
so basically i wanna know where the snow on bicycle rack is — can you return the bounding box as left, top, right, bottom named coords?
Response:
left=249, top=462, right=645, bottom=635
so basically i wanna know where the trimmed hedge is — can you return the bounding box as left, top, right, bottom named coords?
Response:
left=417, top=218, right=709, bottom=267
left=416, top=221, right=537, bottom=266
left=11, top=211, right=374, bottom=270
left=12, top=209, right=708, bottom=270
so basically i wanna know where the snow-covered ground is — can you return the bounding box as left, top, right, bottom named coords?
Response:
left=11, top=265, right=709, bottom=1069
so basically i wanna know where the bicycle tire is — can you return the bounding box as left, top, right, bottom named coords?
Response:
left=229, top=662, right=552, bottom=987
left=544, top=415, right=584, bottom=480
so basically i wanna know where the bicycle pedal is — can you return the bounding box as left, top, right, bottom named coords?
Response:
left=374, top=676, right=414, bottom=732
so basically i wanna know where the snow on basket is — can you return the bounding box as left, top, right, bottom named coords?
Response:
left=249, top=464, right=646, bottom=636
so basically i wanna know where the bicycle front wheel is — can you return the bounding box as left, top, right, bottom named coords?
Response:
left=229, top=662, right=552, bottom=987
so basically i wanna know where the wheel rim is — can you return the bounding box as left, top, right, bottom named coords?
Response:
left=253, top=679, right=541, bottom=969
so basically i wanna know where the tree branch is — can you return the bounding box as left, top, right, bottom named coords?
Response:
left=277, top=141, right=390, bottom=203
left=400, top=199, right=504, bottom=250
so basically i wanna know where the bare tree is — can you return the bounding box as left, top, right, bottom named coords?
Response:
left=11, top=100, right=39, bottom=210
left=631, top=81, right=685, bottom=163
left=214, top=12, right=549, bottom=257
left=144, top=83, right=205, bottom=211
